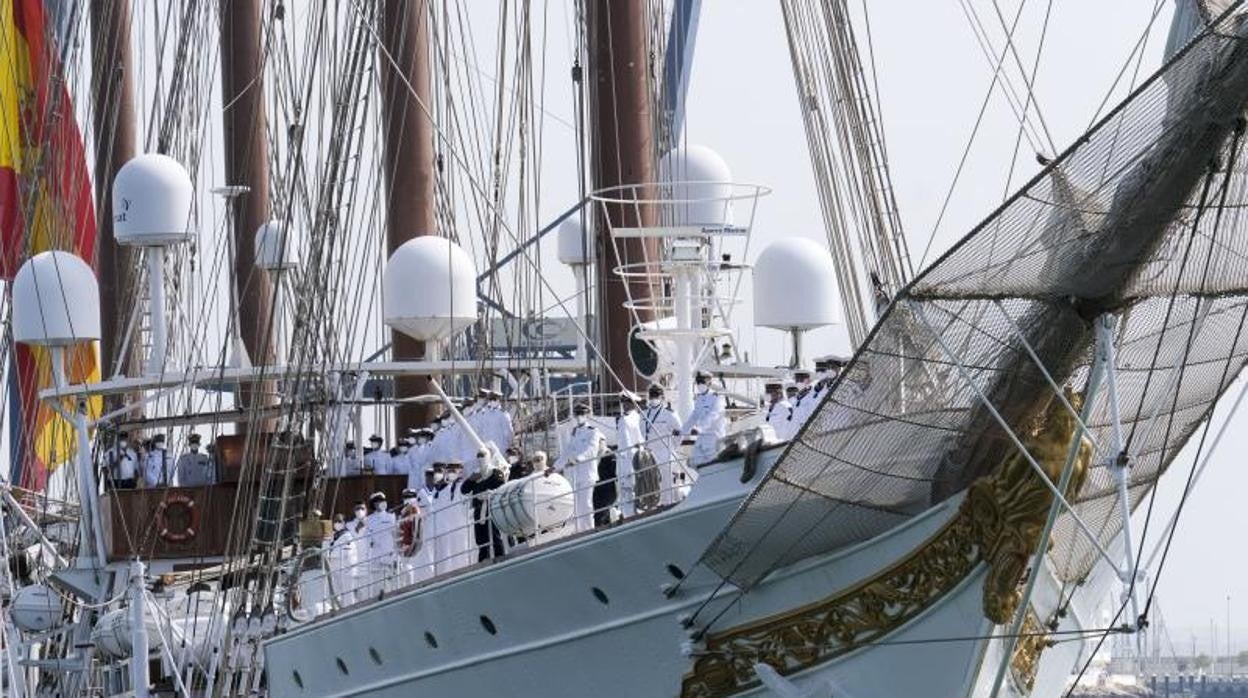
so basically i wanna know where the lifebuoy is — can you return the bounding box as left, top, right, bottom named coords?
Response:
left=156, top=492, right=199, bottom=545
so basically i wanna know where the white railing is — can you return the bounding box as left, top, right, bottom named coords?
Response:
left=292, top=443, right=696, bottom=616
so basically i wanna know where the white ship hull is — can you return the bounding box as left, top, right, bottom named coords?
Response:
left=264, top=447, right=1117, bottom=697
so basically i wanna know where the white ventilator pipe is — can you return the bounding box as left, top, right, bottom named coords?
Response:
left=146, top=247, right=167, bottom=376
left=129, top=561, right=150, bottom=698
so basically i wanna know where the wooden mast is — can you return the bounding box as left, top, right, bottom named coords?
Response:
left=219, top=0, right=276, bottom=417
left=587, top=0, right=660, bottom=391
left=379, top=0, right=437, bottom=432
left=89, top=0, right=139, bottom=390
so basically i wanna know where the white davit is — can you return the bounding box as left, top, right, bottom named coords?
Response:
left=254, top=219, right=305, bottom=271
left=12, top=250, right=100, bottom=346
left=659, top=143, right=734, bottom=227
left=488, top=472, right=575, bottom=538
left=112, top=153, right=194, bottom=246
left=752, top=236, right=839, bottom=330
left=383, top=235, right=479, bottom=342
left=556, top=217, right=591, bottom=266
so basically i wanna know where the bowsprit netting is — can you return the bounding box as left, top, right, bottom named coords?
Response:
left=699, top=11, right=1248, bottom=591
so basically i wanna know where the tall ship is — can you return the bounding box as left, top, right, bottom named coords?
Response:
left=1, top=0, right=1246, bottom=696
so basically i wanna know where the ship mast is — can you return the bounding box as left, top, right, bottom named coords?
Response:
left=219, top=0, right=276, bottom=415
left=89, top=0, right=139, bottom=388
left=587, top=0, right=660, bottom=391
left=379, top=0, right=437, bottom=432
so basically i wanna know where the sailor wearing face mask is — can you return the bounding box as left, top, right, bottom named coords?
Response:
left=557, top=402, right=606, bottom=532
left=340, top=441, right=362, bottom=477
left=361, top=491, right=397, bottom=597
left=326, top=513, right=358, bottom=607
left=786, top=369, right=817, bottom=434
left=363, top=435, right=391, bottom=475
left=429, top=414, right=458, bottom=465
left=614, top=391, right=644, bottom=516
left=143, top=433, right=172, bottom=488
left=405, top=429, right=435, bottom=490
left=397, top=488, right=425, bottom=586
left=105, top=430, right=139, bottom=489
left=762, top=381, right=793, bottom=440
left=174, top=433, right=214, bottom=486
left=460, top=450, right=508, bottom=562
left=479, top=389, right=515, bottom=454
left=640, top=384, right=682, bottom=507
left=435, top=460, right=475, bottom=573
left=685, top=371, right=727, bottom=467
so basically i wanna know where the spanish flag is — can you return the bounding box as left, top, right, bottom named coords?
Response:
left=1, top=0, right=100, bottom=490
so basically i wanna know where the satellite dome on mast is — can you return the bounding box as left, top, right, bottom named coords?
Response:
left=753, top=237, right=839, bottom=330
left=112, top=153, right=194, bottom=246
left=383, top=235, right=478, bottom=342
left=659, top=144, right=734, bottom=227
left=254, top=219, right=304, bottom=271
left=13, top=251, right=100, bottom=346
left=557, top=217, right=592, bottom=266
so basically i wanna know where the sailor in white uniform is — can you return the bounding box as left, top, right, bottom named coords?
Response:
left=410, top=467, right=439, bottom=583
left=105, top=430, right=140, bottom=489
left=558, top=402, right=606, bottom=532
left=174, top=433, right=215, bottom=486
left=434, top=460, right=475, bottom=574
left=361, top=491, right=397, bottom=598
left=362, top=434, right=392, bottom=475
left=785, top=369, right=817, bottom=436
left=641, top=385, right=683, bottom=505
left=762, top=381, right=793, bottom=440
left=405, top=429, right=435, bottom=490
left=340, top=441, right=363, bottom=477
left=684, top=371, right=727, bottom=467
left=326, top=513, right=358, bottom=607
left=143, top=433, right=173, bottom=488
left=479, top=389, right=515, bottom=454
left=614, top=391, right=644, bottom=517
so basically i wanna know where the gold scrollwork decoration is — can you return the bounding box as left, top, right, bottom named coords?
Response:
left=679, top=391, right=1090, bottom=698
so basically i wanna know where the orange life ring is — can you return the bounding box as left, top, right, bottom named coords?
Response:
left=156, top=492, right=199, bottom=545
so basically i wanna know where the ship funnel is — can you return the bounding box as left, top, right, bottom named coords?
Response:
left=556, top=217, right=591, bottom=266
left=753, top=237, right=839, bottom=366
left=659, top=144, right=734, bottom=227
left=254, top=219, right=304, bottom=271
left=112, top=153, right=194, bottom=246
left=13, top=251, right=100, bottom=347
left=384, top=236, right=478, bottom=342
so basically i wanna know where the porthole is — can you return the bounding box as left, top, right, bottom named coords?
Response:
left=292, top=670, right=303, bottom=689
left=592, top=587, right=610, bottom=605
left=368, top=647, right=382, bottom=665
left=666, top=563, right=685, bottom=580
left=335, top=657, right=349, bottom=675
left=480, top=614, right=498, bottom=635
left=424, top=631, right=438, bottom=648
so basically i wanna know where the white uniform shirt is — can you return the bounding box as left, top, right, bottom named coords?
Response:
left=174, top=451, right=214, bottom=487
left=685, top=391, right=727, bottom=465
left=615, top=409, right=644, bottom=476
left=764, top=398, right=794, bottom=439
left=363, top=448, right=391, bottom=475
left=107, top=446, right=139, bottom=481
left=143, top=448, right=172, bottom=487
left=641, top=404, right=681, bottom=465
left=787, top=384, right=818, bottom=436
left=559, top=422, right=605, bottom=481
left=479, top=403, right=514, bottom=453
left=405, top=443, right=432, bottom=490
left=340, top=452, right=363, bottom=477
left=364, top=508, right=397, bottom=562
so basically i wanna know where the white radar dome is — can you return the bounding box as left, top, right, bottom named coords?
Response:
left=13, top=251, right=100, bottom=346
left=384, top=236, right=479, bottom=341
left=11, top=584, right=60, bottom=632
left=659, top=144, right=734, bottom=227
left=557, top=217, right=591, bottom=266
left=753, top=237, right=839, bottom=330
left=113, top=153, right=194, bottom=246
left=254, top=219, right=304, bottom=271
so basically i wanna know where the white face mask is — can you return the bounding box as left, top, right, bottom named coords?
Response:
left=403, top=497, right=416, bottom=506
left=576, top=416, right=588, bottom=426
left=489, top=399, right=501, bottom=408
left=448, top=471, right=461, bottom=481
left=333, top=522, right=344, bottom=532
left=696, top=384, right=709, bottom=395
left=433, top=473, right=445, bottom=483
left=647, top=398, right=661, bottom=408
left=416, top=438, right=430, bottom=446
left=507, top=455, right=519, bottom=465
left=354, top=509, right=366, bottom=520
left=399, top=445, right=409, bottom=454
left=155, top=442, right=166, bottom=451
left=118, top=440, right=128, bottom=449
left=190, top=446, right=200, bottom=453
left=376, top=502, right=388, bottom=512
